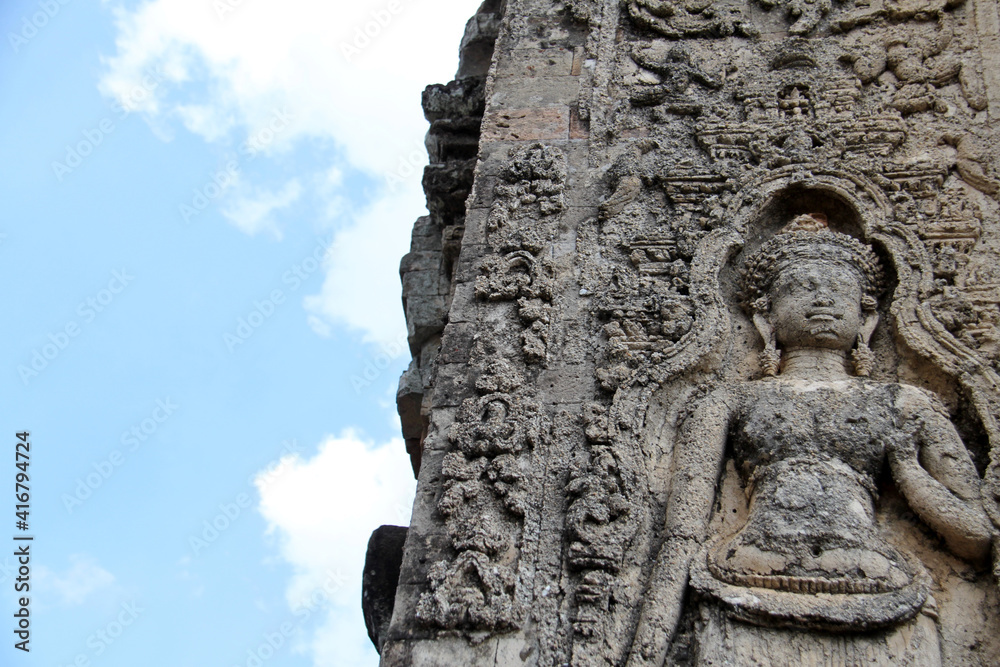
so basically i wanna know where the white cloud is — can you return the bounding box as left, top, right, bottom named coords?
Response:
left=221, top=178, right=303, bottom=238
left=99, top=0, right=481, bottom=344
left=176, top=102, right=235, bottom=141
left=306, top=314, right=332, bottom=338
left=99, top=0, right=480, bottom=173
left=254, top=431, right=416, bottom=667
left=36, top=554, right=115, bottom=606
left=303, top=182, right=421, bottom=344
left=323, top=167, right=344, bottom=190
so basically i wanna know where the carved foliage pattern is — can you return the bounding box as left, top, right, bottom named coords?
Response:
left=588, top=147, right=717, bottom=393
left=476, top=143, right=566, bottom=364
left=416, top=358, right=543, bottom=632
left=565, top=402, right=647, bottom=651
left=627, top=0, right=971, bottom=39
left=606, top=0, right=1000, bottom=382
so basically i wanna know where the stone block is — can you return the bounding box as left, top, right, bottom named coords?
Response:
left=495, top=48, right=575, bottom=78
left=402, top=270, right=447, bottom=300
left=481, top=108, right=570, bottom=142
left=362, top=525, right=408, bottom=654
left=488, top=76, right=582, bottom=110
left=399, top=251, right=442, bottom=275
left=440, top=322, right=476, bottom=364
left=428, top=362, right=473, bottom=408
left=405, top=296, right=447, bottom=347
left=445, top=282, right=478, bottom=323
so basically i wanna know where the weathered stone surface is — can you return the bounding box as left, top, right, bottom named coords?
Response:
left=363, top=525, right=409, bottom=654
left=395, top=1, right=505, bottom=478
left=382, top=0, right=1000, bottom=664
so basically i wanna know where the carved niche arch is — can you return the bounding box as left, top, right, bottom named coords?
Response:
left=641, top=164, right=1000, bottom=565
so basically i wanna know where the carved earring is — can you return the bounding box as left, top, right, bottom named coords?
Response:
left=760, top=343, right=781, bottom=377
left=852, top=342, right=875, bottom=377
left=852, top=295, right=879, bottom=377
left=752, top=298, right=780, bottom=377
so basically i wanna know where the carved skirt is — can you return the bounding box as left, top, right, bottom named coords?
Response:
left=692, top=604, right=941, bottom=667
left=687, top=538, right=941, bottom=666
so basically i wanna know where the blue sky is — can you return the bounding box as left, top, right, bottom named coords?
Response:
left=0, top=0, right=481, bottom=665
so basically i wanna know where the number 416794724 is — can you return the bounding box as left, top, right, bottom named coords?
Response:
left=15, top=432, right=29, bottom=529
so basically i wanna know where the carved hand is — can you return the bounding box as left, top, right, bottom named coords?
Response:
left=889, top=387, right=994, bottom=563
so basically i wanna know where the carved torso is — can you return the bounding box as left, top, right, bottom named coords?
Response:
left=693, top=379, right=931, bottom=631
left=715, top=379, right=915, bottom=593
left=732, top=379, right=891, bottom=486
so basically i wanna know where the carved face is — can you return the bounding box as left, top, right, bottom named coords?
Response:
left=768, top=260, right=863, bottom=352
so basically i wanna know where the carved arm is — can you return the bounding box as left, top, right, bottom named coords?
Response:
left=626, top=389, right=731, bottom=666
left=888, top=385, right=994, bottom=563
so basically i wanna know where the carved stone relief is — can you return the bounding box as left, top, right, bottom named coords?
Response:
left=382, top=0, right=1000, bottom=664
left=476, top=143, right=566, bottom=365
left=572, top=0, right=1000, bottom=657
left=625, top=216, right=993, bottom=666
left=416, top=356, right=543, bottom=632
left=565, top=401, right=648, bottom=665
left=625, top=0, right=758, bottom=40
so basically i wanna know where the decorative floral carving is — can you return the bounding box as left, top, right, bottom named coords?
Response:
left=566, top=403, right=648, bottom=657
left=627, top=44, right=722, bottom=114
left=626, top=0, right=756, bottom=39
left=476, top=144, right=566, bottom=364
left=486, top=144, right=566, bottom=253
left=417, top=358, right=542, bottom=632
left=417, top=551, right=518, bottom=632
left=756, top=0, right=835, bottom=36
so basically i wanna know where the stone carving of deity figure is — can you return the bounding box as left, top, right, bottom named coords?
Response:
left=627, top=214, right=995, bottom=666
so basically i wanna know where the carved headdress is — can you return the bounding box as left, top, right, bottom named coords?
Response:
left=740, top=213, right=886, bottom=376
left=741, top=213, right=884, bottom=311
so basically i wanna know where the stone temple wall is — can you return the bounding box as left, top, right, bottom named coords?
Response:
left=373, top=1, right=1000, bottom=665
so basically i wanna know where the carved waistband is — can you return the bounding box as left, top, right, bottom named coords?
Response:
left=706, top=557, right=894, bottom=595
left=690, top=542, right=931, bottom=633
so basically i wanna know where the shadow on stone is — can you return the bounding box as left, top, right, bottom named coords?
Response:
left=362, top=525, right=408, bottom=654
